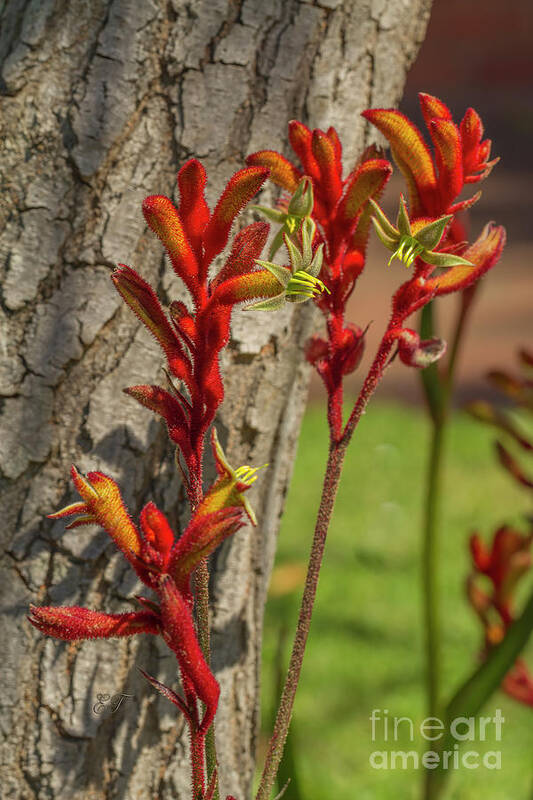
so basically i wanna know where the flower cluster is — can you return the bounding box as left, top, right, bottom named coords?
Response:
left=113, top=160, right=282, bottom=502
left=363, top=92, right=498, bottom=222
left=468, top=526, right=533, bottom=707
left=248, top=124, right=392, bottom=437
left=466, top=348, right=533, bottom=707
left=246, top=96, right=505, bottom=441
left=29, top=431, right=259, bottom=798
left=29, top=156, right=282, bottom=798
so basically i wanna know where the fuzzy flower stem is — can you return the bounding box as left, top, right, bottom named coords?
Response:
left=255, top=440, right=345, bottom=800
left=190, top=728, right=207, bottom=798
left=341, top=331, right=397, bottom=444
left=256, top=327, right=397, bottom=800
left=189, top=468, right=220, bottom=800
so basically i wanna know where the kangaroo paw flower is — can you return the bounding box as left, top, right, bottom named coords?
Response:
left=370, top=196, right=473, bottom=269
left=28, top=606, right=161, bottom=641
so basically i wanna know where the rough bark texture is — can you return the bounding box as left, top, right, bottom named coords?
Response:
left=0, top=1, right=432, bottom=798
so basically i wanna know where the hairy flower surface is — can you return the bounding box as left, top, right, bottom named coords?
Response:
left=363, top=92, right=498, bottom=220
left=112, top=161, right=280, bottom=501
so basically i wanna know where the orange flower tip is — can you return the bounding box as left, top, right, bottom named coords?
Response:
left=47, top=501, right=89, bottom=520
left=64, top=515, right=97, bottom=530
left=70, top=464, right=99, bottom=499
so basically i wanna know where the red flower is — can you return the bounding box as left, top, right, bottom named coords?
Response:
left=467, top=525, right=533, bottom=706
left=112, top=161, right=279, bottom=502
left=362, top=92, right=498, bottom=220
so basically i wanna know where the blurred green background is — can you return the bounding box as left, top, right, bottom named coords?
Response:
left=258, top=403, right=532, bottom=800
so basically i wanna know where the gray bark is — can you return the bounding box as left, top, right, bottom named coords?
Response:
left=0, top=1, right=432, bottom=798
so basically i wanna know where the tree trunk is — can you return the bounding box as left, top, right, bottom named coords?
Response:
left=0, top=1, right=432, bottom=798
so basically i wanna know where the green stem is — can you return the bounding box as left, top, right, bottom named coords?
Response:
left=190, top=464, right=219, bottom=799
left=194, top=559, right=219, bottom=798
left=422, top=419, right=445, bottom=724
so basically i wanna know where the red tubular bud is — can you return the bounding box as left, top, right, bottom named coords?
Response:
left=311, top=129, right=343, bottom=210
left=142, top=195, right=200, bottom=295
left=396, top=328, right=446, bottom=369
left=177, top=158, right=210, bottom=253
left=429, top=118, right=463, bottom=210
left=212, top=222, right=269, bottom=287
left=112, top=265, right=192, bottom=386
left=158, top=577, right=220, bottom=734
left=28, top=606, right=160, bottom=641
left=419, top=92, right=452, bottom=128
left=124, top=385, right=192, bottom=461
left=288, top=120, right=320, bottom=180
left=337, top=323, right=366, bottom=376
left=362, top=108, right=438, bottom=217
left=140, top=501, right=175, bottom=566
left=245, top=150, right=301, bottom=192
left=305, top=335, right=329, bottom=368
left=202, top=167, right=269, bottom=269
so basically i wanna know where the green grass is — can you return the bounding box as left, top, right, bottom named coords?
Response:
left=259, top=402, right=533, bottom=800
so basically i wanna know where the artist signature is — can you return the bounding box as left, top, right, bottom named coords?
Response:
left=92, top=692, right=135, bottom=715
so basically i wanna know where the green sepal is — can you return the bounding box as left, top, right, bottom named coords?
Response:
left=245, top=293, right=287, bottom=311
left=307, top=243, right=324, bottom=278
left=251, top=205, right=286, bottom=224
left=416, top=214, right=453, bottom=250
left=371, top=216, right=399, bottom=251
left=422, top=250, right=474, bottom=268
left=396, top=196, right=412, bottom=237
left=284, top=233, right=304, bottom=273
left=369, top=198, right=399, bottom=240
left=301, top=217, right=316, bottom=267
left=288, top=177, right=314, bottom=217
left=255, top=260, right=291, bottom=288
left=286, top=293, right=313, bottom=304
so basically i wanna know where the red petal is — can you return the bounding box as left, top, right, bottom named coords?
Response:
left=245, top=151, right=301, bottom=192
left=142, top=195, right=200, bottom=296
left=177, top=158, right=210, bottom=253
left=288, top=120, right=320, bottom=180
left=362, top=108, right=438, bottom=217
left=112, top=265, right=192, bottom=386
left=140, top=501, right=175, bottom=565
left=212, top=221, right=269, bottom=287
left=428, top=223, right=506, bottom=296
left=429, top=118, right=463, bottom=209
left=311, top=129, right=343, bottom=210
left=202, top=167, right=269, bottom=269
left=29, top=606, right=160, bottom=640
